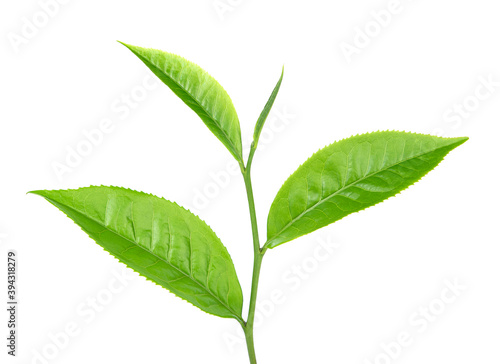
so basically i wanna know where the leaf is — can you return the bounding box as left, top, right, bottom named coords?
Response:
left=119, top=42, right=243, bottom=163
left=252, top=67, right=284, bottom=150
left=30, top=186, right=244, bottom=321
left=265, top=131, right=468, bottom=249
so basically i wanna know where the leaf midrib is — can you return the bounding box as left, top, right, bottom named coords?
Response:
left=267, top=141, right=459, bottom=246
left=44, top=196, right=242, bottom=320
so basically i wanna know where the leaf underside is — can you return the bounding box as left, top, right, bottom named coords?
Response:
left=266, top=131, right=468, bottom=249
left=119, top=42, right=243, bottom=163
left=31, top=186, right=243, bottom=320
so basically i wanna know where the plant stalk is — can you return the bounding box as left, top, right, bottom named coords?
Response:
left=243, top=250, right=263, bottom=364
left=240, top=146, right=265, bottom=364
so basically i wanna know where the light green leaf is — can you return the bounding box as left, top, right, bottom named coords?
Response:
left=265, top=131, right=468, bottom=249
left=30, top=186, right=244, bottom=321
left=119, top=42, right=243, bottom=162
left=252, top=67, right=284, bottom=150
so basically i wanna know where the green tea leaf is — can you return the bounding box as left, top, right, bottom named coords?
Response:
left=265, top=131, right=468, bottom=249
left=30, top=186, right=244, bottom=321
left=252, top=67, right=284, bottom=150
left=119, top=42, right=243, bottom=162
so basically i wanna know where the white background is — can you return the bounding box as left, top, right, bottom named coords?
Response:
left=1, top=0, right=499, bottom=363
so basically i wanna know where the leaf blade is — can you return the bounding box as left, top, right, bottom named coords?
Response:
left=252, top=67, right=284, bottom=150
left=119, top=42, right=243, bottom=162
left=265, top=131, right=468, bottom=249
left=31, top=186, right=244, bottom=321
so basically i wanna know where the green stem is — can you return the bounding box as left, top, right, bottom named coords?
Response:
left=240, top=144, right=265, bottom=364
left=243, top=326, right=257, bottom=363
left=244, top=250, right=263, bottom=364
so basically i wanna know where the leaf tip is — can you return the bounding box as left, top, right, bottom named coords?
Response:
left=117, top=41, right=136, bottom=52
left=450, top=135, right=469, bottom=149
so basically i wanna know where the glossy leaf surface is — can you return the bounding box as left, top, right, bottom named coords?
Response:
left=120, top=42, right=243, bottom=162
left=252, top=67, right=284, bottom=150
left=266, top=131, right=467, bottom=249
left=31, top=186, right=244, bottom=320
